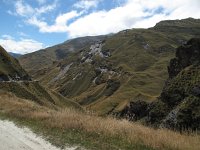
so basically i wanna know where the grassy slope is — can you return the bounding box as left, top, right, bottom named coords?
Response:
left=0, top=46, right=81, bottom=110
left=0, top=81, right=81, bottom=109
left=0, top=46, right=28, bottom=78
left=1, top=93, right=200, bottom=150
left=19, top=18, right=200, bottom=114
left=19, top=36, right=106, bottom=76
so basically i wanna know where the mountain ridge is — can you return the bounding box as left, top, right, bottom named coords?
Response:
left=0, top=46, right=81, bottom=110
left=19, top=35, right=107, bottom=76
left=19, top=18, right=200, bottom=115
left=8, top=52, right=22, bottom=58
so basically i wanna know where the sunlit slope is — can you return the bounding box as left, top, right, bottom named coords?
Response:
left=19, top=18, right=200, bottom=114
left=19, top=35, right=106, bottom=76
left=0, top=46, right=30, bottom=81
left=0, top=46, right=81, bottom=110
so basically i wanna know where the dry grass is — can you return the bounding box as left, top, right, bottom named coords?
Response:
left=0, top=92, right=200, bottom=150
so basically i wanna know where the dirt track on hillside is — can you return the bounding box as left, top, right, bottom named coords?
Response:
left=0, top=120, right=77, bottom=150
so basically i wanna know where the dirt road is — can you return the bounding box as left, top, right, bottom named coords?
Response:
left=0, top=120, right=77, bottom=150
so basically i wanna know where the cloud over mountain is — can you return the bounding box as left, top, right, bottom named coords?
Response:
left=0, top=35, right=44, bottom=54
left=26, top=0, right=200, bottom=38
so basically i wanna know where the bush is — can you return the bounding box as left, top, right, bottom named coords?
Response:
left=104, top=79, right=120, bottom=96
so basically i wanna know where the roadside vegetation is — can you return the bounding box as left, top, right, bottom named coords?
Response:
left=0, top=92, right=200, bottom=150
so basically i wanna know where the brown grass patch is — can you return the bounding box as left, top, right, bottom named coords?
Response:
left=0, top=92, right=200, bottom=150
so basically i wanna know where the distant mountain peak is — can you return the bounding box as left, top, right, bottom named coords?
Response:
left=8, top=52, right=22, bottom=58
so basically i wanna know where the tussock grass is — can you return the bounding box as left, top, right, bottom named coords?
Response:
left=0, top=93, right=200, bottom=150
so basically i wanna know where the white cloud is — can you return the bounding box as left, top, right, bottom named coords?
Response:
left=1, top=34, right=14, bottom=40
left=11, top=0, right=57, bottom=17
left=27, top=11, right=81, bottom=33
left=73, top=0, right=100, bottom=10
left=66, top=3, right=148, bottom=37
left=22, top=0, right=200, bottom=38
left=0, top=35, right=44, bottom=54
left=35, top=2, right=57, bottom=14
left=15, top=0, right=34, bottom=17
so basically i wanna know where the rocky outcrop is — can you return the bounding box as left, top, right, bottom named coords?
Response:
left=168, top=38, right=200, bottom=78
left=149, top=38, right=200, bottom=130
left=121, top=38, right=200, bottom=130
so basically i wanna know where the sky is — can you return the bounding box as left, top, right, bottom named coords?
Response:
left=0, top=0, right=199, bottom=54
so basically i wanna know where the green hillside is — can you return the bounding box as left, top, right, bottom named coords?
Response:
left=149, top=38, right=200, bottom=130
left=0, top=46, right=30, bottom=81
left=0, top=46, right=81, bottom=110
left=0, top=81, right=81, bottom=109
left=121, top=38, right=200, bottom=130
left=19, top=35, right=106, bottom=76
left=19, top=18, right=200, bottom=114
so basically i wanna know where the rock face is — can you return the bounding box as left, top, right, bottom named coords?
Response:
left=168, top=38, right=200, bottom=78
left=121, top=38, right=200, bottom=130
left=150, top=38, right=200, bottom=130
